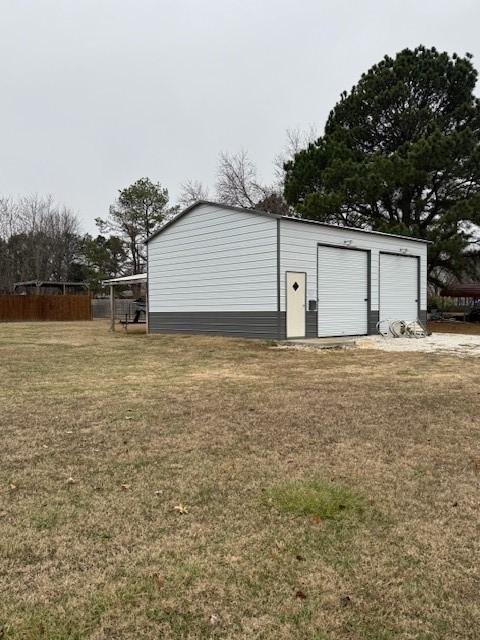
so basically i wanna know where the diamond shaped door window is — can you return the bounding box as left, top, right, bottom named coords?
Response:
left=292, top=282, right=299, bottom=291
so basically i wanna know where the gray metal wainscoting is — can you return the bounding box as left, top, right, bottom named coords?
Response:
left=368, top=311, right=380, bottom=335
left=149, top=310, right=402, bottom=340
left=149, top=311, right=280, bottom=339
left=277, top=311, right=317, bottom=340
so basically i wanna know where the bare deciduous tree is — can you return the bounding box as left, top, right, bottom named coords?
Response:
left=273, top=125, right=319, bottom=187
left=215, top=150, right=271, bottom=209
left=215, top=149, right=293, bottom=215
left=178, top=130, right=318, bottom=216
left=178, top=180, right=210, bottom=208
left=0, top=195, right=81, bottom=292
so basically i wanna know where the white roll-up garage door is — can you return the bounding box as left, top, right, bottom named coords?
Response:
left=379, top=253, right=418, bottom=323
left=317, top=246, right=368, bottom=337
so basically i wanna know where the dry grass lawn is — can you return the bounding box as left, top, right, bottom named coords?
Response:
left=428, top=320, right=480, bottom=335
left=1, top=321, right=479, bottom=639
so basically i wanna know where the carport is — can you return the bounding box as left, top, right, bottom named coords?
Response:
left=440, top=284, right=480, bottom=305
left=102, top=273, right=148, bottom=331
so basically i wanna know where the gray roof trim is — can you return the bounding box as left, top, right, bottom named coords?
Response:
left=145, top=200, right=430, bottom=245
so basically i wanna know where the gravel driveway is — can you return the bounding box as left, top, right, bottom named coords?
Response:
left=359, top=332, right=480, bottom=356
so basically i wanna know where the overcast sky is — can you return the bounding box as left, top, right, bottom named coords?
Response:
left=1, top=0, right=479, bottom=233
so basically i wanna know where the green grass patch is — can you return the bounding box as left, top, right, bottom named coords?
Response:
left=30, top=509, right=60, bottom=531
left=267, top=478, right=365, bottom=520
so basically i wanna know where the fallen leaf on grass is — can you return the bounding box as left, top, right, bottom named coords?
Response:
left=9, top=484, right=17, bottom=491
left=310, top=516, right=322, bottom=525
left=295, top=590, right=307, bottom=600
left=174, top=504, right=188, bottom=514
left=295, top=554, right=306, bottom=562
left=120, top=484, right=130, bottom=491
left=340, top=594, right=351, bottom=607
left=153, top=574, right=165, bottom=589
left=66, top=477, right=76, bottom=484
left=209, top=614, right=220, bottom=625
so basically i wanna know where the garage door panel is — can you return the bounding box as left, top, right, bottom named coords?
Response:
left=317, top=246, right=368, bottom=337
left=379, top=254, right=418, bottom=322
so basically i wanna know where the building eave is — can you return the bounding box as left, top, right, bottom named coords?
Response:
left=145, top=200, right=431, bottom=245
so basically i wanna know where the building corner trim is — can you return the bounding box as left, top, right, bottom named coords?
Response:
left=276, top=219, right=281, bottom=339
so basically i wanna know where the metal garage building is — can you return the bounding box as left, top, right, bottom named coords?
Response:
left=146, top=201, right=428, bottom=340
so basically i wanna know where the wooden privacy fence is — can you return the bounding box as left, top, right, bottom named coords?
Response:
left=0, top=295, right=92, bottom=322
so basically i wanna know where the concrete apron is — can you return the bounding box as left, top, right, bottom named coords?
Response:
left=279, top=336, right=359, bottom=350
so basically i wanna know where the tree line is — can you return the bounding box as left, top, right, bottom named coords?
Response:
left=0, top=181, right=176, bottom=294
left=0, top=195, right=80, bottom=292
left=0, top=144, right=307, bottom=294
left=2, top=46, right=480, bottom=292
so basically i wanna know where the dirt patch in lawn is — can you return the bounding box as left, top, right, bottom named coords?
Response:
left=1, top=321, right=479, bottom=639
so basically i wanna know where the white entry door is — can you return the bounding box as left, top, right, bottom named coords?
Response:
left=286, top=272, right=306, bottom=338
left=317, top=246, right=369, bottom=337
left=379, top=253, right=418, bottom=323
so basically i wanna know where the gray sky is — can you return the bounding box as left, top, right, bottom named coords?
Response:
left=1, top=0, right=479, bottom=233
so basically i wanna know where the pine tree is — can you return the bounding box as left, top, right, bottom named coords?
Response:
left=284, top=47, right=480, bottom=285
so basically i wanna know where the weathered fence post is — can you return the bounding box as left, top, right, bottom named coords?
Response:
left=109, top=285, right=115, bottom=332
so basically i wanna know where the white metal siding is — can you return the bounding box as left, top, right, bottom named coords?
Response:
left=379, top=254, right=419, bottom=322
left=317, top=247, right=368, bottom=336
left=280, top=220, right=427, bottom=313
left=148, top=204, right=278, bottom=311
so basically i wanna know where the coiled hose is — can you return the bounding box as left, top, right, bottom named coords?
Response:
left=376, top=319, right=426, bottom=338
